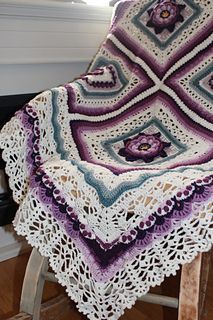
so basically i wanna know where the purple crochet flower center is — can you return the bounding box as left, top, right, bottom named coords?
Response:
left=146, top=0, right=186, bottom=34
left=118, top=132, right=171, bottom=162
left=153, top=1, right=178, bottom=24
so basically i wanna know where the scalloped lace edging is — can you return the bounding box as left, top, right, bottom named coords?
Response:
left=13, top=192, right=213, bottom=320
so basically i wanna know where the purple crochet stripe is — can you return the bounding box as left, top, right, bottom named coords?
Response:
left=70, top=91, right=213, bottom=174
left=103, top=36, right=157, bottom=86
left=65, top=79, right=147, bottom=117
left=29, top=167, right=213, bottom=282
left=18, top=107, right=112, bottom=280
left=110, top=0, right=133, bottom=31
left=65, top=40, right=154, bottom=117
left=72, top=91, right=212, bottom=139
left=31, top=167, right=213, bottom=245
left=165, top=44, right=213, bottom=123
left=20, top=95, right=213, bottom=282
left=113, top=21, right=212, bottom=79
left=20, top=105, right=42, bottom=175
left=105, top=37, right=154, bottom=78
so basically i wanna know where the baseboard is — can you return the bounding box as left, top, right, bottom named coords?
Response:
left=0, top=239, right=30, bottom=262
left=0, top=224, right=30, bottom=261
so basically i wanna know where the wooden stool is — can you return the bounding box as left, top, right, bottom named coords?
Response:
left=18, top=248, right=211, bottom=320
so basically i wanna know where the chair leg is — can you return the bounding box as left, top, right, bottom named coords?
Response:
left=20, top=248, right=49, bottom=320
left=199, top=251, right=212, bottom=319
left=178, top=251, right=211, bottom=320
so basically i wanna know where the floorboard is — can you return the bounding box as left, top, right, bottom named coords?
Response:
left=0, top=251, right=212, bottom=320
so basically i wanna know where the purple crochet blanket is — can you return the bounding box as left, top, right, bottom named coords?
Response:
left=0, top=1, right=212, bottom=319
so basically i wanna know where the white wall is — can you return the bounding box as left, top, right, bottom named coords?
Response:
left=0, top=0, right=112, bottom=95
left=0, top=0, right=112, bottom=260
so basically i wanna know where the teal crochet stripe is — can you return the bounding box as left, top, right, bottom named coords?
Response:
left=51, top=89, right=70, bottom=160
left=190, top=63, right=213, bottom=102
left=72, top=162, right=211, bottom=207
left=50, top=92, right=208, bottom=207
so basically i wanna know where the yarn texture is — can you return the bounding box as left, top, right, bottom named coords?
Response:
left=0, top=1, right=212, bottom=319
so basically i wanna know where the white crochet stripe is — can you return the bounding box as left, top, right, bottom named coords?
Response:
left=0, top=117, right=29, bottom=204
left=116, top=0, right=212, bottom=65
left=161, top=84, right=213, bottom=130
left=163, top=35, right=213, bottom=81
left=109, top=34, right=161, bottom=84
left=62, top=84, right=159, bottom=122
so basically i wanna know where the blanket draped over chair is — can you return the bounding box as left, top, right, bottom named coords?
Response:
left=0, top=0, right=212, bottom=319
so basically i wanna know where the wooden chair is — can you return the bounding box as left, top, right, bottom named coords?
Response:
left=14, top=248, right=211, bottom=320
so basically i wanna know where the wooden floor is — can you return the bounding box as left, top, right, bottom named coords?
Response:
left=0, top=251, right=212, bottom=320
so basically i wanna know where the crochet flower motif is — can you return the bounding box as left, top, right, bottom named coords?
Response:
left=146, top=0, right=186, bottom=34
left=118, top=132, right=171, bottom=163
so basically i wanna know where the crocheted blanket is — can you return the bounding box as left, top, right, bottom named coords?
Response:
left=0, top=0, right=212, bottom=319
